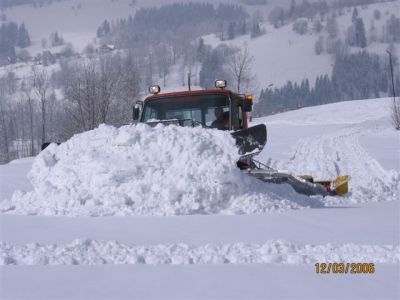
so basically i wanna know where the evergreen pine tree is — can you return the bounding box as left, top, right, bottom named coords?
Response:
left=54, top=32, right=59, bottom=45
left=7, top=22, right=18, bottom=46
left=351, top=8, right=358, bottom=23
left=103, top=20, right=110, bottom=35
left=355, top=18, right=367, bottom=48
left=289, top=0, right=296, bottom=18
left=97, top=20, right=111, bottom=38
left=196, top=38, right=206, bottom=62
left=241, top=20, right=247, bottom=35
left=227, top=22, right=235, bottom=40
left=17, top=22, right=30, bottom=48
left=251, top=21, right=262, bottom=38
left=385, top=15, right=400, bottom=43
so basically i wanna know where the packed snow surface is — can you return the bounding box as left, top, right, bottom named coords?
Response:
left=1, top=239, right=398, bottom=266
left=0, top=123, right=318, bottom=216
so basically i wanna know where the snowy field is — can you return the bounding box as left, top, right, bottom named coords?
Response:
left=0, top=98, right=399, bottom=299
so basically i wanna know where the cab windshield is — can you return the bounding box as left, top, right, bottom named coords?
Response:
left=142, top=94, right=230, bottom=128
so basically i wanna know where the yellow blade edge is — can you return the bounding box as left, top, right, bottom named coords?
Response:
left=333, top=175, right=350, bottom=196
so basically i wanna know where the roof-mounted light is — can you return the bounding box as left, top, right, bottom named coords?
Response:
left=243, top=94, right=253, bottom=112
left=215, top=79, right=227, bottom=89
left=245, top=95, right=253, bottom=101
left=149, top=85, right=161, bottom=95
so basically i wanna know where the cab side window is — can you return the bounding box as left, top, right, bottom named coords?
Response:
left=230, top=97, right=242, bottom=130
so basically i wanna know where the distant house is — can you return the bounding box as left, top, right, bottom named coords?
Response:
left=98, top=44, right=116, bottom=53
left=33, top=50, right=56, bottom=65
left=42, top=50, right=56, bottom=65
left=33, top=53, right=42, bottom=65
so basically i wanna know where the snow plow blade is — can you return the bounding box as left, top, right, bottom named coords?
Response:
left=246, top=160, right=350, bottom=197
left=333, top=175, right=350, bottom=196
left=231, top=124, right=267, bottom=156
left=314, top=175, right=350, bottom=196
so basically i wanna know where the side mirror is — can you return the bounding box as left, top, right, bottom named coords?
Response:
left=133, top=101, right=143, bottom=121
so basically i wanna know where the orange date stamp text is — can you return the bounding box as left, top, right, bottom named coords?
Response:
left=315, top=263, right=375, bottom=274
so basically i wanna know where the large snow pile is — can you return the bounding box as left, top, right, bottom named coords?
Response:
left=0, top=124, right=321, bottom=216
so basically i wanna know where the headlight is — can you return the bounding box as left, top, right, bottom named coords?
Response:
left=215, top=80, right=227, bottom=89
left=149, top=85, right=161, bottom=94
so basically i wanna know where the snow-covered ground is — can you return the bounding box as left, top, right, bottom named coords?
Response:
left=203, top=1, right=400, bottom=90
left=0, top=97, right=399, bottom=299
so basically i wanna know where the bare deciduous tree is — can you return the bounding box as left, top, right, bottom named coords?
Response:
left=391, top=97, right=400, bottom=130
left=98, top=56, right=119, bottom=123
left=228, top=47, right=254, bottom=94
left=114, top=52, right=141, bottom=125
left=61, top=55, right=130, bottom=131
left=21, top=80, right=36, bottom=156
left=32, top=67, right=50, bottom=145
left=0, top=81, right=10, bottom=163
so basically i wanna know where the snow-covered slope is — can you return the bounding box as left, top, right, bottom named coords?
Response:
left=253, top=98, right=399, bottom=205
left=203, top=25, right=333, bottom=89
left=3, top=0, right=179, bottom=53
left=3, top=0, right=268, bottom=54
left=204, top=1, right=400, bottom=90
left=0, top=98, right=399, bottom=299
left=3, top=0, right=399, bottom=93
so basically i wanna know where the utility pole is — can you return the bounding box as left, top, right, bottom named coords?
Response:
left=387, top=49, right=399, bottom=130
left=386, top=50, right=396, bottom=104
left=187, top=72, right=195, bottom=91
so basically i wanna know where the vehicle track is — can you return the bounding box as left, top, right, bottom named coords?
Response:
left=271, top=124, right=399, bottom=203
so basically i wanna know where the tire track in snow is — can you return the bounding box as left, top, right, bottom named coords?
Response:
left=271, top=124, right=399, bottom=203
left=1, top=239, right=398, bottom=266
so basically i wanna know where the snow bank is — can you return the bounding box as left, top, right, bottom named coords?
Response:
left=1, top=239, right=398, bottom=266
left=0, top=124, right=320, bottom=216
